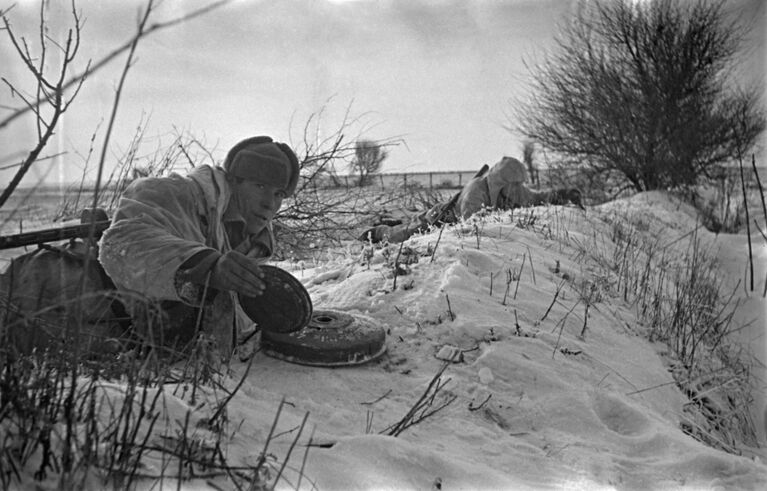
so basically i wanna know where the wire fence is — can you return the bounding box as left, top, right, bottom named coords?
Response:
left=317, top=164, right=766, bottom=191
left=312, top=170, right=478, bottom=190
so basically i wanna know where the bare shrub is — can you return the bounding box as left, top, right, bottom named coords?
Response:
left=349, top=139, right=388, bottom=187
left=55, top=126, right=214, bottom=221
left=272, top=105, right=409, bottom=259
left=516, top=0, right=765, bottom=192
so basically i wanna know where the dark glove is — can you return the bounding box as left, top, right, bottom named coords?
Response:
left=208, top=250, right=266, bottom=297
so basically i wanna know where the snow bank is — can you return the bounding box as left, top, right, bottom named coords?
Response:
left=16, top=192, right=765, bottom=490
left=219, top=194, right=766, bottom=490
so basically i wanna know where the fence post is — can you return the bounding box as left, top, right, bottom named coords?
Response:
left=429, top=172, right=433, bottom=191
left=404, top=173, right=407, bottom=187
left=458, top=173, right=462, bottom=186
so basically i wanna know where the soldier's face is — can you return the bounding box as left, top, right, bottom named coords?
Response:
left=233, top=179, right=287, bottom=235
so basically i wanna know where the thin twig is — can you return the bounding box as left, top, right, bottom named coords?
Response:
left=90, top=0, right=153, bottom=215
left=207, top=354, right=256, bottom=427
left=430, top=225, right=445, bottom=263
left=751, top=154, right=767, bottom=225
left=381, top=363, right=456, bottom=437
left=540, top=279, right=566, bottom=322
left=551, top=299, right=580, bottom=359
left=392, top=239, right=405, bottom=290
left=754, top=221, right=767, bottom=243
left=513, top=309, right=522, bottom=335
left=513, top=253, right=526, bottom=300
left=256, top=398, right=285, bottom=469
left=489, top=271, right=494, bottom=296
left=579, top=302, right=589, bottom=338
left=468, top=394, right=492, bottom=412
left=502, top=268, right=513, bottom=306
left=273, top=411, right=309, bottom=488
left=526, top=245, right=537, bottom=284
left=296, top=425, right=315, bottom=491
left=360, top=389, right=392, bottom=406
left=738, top=155, right=754, bottom=291
left=0, top=0, right=234, bottom=130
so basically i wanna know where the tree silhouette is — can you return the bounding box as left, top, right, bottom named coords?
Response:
left=522, top=140, right=538, bottom=187
left=516, top=0, right=765, bottom=191
left=349, top=140, right=387, bottom=187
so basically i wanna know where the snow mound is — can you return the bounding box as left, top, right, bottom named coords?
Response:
left=595, top=190, right=703, bottom=238
left=23, top=195, right=763, bottom=490
left=225, top=200, right=766, bottom=490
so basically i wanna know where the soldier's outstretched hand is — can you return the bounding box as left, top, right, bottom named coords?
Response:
left=209, top=250, right=266, bottom=297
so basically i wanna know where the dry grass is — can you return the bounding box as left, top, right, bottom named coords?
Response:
left=508, top=201, right=761, bottom=453
left=0, top=328, right=311, bottom=489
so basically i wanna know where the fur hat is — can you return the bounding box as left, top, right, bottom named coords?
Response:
left=487, top=156, right=527, bottom=207
left=223, top=136, right=300, bottom=196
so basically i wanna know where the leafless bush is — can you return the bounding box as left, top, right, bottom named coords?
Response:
left=349, top=139, right=388, bottom=187
left=1, top=0, right=234, bottom=214
left=55, top=126, right=217, bottom=221
left=0, top=2, right=87, bottom=210
left=272, top=104, right=408, bottom=259
left=516, top=0, right=765, bottom=192
left=53, top=100, right=411, bottom=261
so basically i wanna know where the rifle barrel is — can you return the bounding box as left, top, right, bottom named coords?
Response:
left=0, top=220, right=111, bottom=250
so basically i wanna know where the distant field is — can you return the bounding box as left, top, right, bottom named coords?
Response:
left=2, top=165, right=765, bottom=268
left=0, top=188, right=71, bottom=233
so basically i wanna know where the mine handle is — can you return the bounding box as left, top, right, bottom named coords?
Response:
left=0, top=220, right=111, bottom=250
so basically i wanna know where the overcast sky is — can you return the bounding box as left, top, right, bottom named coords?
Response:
left=1, top=0, right=764, bottom=186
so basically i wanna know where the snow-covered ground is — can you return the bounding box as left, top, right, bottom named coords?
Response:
left=5, top=191, right=767, bottom=490
left=138, top=191, right=766, bottom=490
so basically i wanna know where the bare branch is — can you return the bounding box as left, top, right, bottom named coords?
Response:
left=2, top=17, right=45, bottom=88
left=89, top=0, right=154, bottom=219
left=0, top=1, right=84, bottom=209
left=1, top=78, right=41, bottom=118
left=0, top=0, right=233, bottom=130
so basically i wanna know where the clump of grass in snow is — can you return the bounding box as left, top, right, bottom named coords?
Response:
left=470, top=202, right=757, bottom=453
left=380, top=363, right=457, bottom=437
left=565, top=208, right=758, bottom=452
left=0, top=332, right=305, bottom=489
left=387, top=198, right=758, bottom=454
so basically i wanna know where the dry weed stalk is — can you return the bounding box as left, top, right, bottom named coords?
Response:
left=561, top=206, right=758, bottom=452
left=381, top=363, right=457, bottom=437
left=501, top=267, right=514, bottom=306
left=540, top=279, right=566, bottom=322
left=429, top=225, right=445, bottom=263
left=0, top=329, right=294, bottom=489
left=444, top=293, right=455, bottom=321
left=737, top=155, right=754, bottom=291
left=513, top=254, right=526, bottom=300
